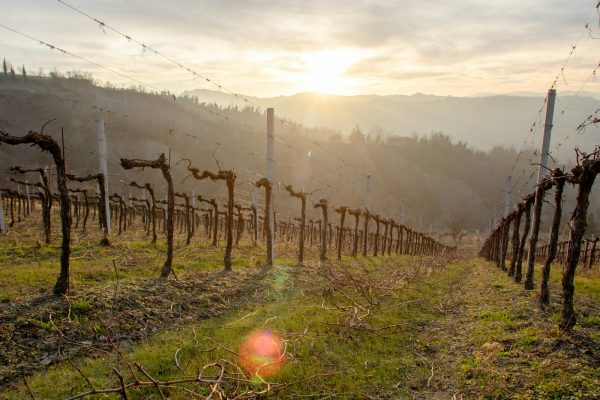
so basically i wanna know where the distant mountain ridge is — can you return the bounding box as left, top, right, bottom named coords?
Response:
left=185, top=89, right=600, bottom=156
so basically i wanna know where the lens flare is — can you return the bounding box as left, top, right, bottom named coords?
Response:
left=239, top=330, right=285, bottom=378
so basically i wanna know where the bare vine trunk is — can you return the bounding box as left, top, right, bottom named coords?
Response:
left=515, top=198, right=533, bottom=283
left=540, top=170, right=565, bottom=305
left=561, top=161, right=599, bottom=330
left=0, top=130, right=72, bottom=295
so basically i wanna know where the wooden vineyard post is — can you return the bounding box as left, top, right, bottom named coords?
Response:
left=314, top=199, right=329, bottom=261
left=96, top=119, right=111, bottom=235
left=266, top=108, right=276, bottom=265
left=0, top=129, right=72, bottom=295
left=121, top=154, right=175, bottom=278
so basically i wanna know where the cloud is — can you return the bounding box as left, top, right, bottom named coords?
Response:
left=0, top=0, right=599, bottom=96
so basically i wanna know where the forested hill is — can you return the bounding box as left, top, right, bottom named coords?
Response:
left=1, top=73, right=596, bottom=234
left=185, top=89, right=600, bottom=153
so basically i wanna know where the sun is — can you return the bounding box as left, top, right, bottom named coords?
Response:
left=296, top=50, right=358, bottom=95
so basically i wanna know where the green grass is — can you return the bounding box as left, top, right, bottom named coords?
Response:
left=464, top=261, right=600, bottom=399
left=3, top=213, right=599, bottom=398
left=547, top=262, right=600, bottom=302
left=0, top=234, right=283, bottom=300
left=3, top=255, right=468, bottom=399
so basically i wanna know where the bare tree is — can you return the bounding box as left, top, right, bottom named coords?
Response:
left=447, top=219, right=467, bottom=247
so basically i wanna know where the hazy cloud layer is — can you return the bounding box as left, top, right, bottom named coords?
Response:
left=1, top=0, right=599, bottom=97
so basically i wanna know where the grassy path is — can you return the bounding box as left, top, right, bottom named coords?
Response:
left=2, top=255, right=599, bottom=399
left=423, top=259, right=600, bottom=399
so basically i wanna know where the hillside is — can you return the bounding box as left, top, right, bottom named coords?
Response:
left=186, top=88, right=600, bottom=155
left=1, top=74, right=597, bottom=233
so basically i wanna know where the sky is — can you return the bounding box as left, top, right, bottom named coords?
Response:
left=1, top=0, right=600, bottom=97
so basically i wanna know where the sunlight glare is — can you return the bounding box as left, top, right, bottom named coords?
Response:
left=296, top=50, right=358, bottom=95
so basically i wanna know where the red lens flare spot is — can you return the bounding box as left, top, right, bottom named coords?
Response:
left=239, top=330, right=285, bottom=378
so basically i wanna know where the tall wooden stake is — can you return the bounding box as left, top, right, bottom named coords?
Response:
left=267, top=108, right=275, bottom=263
left=97, top=119, right=111, bottom=233
left=525, top=89, right=556, bottom=290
